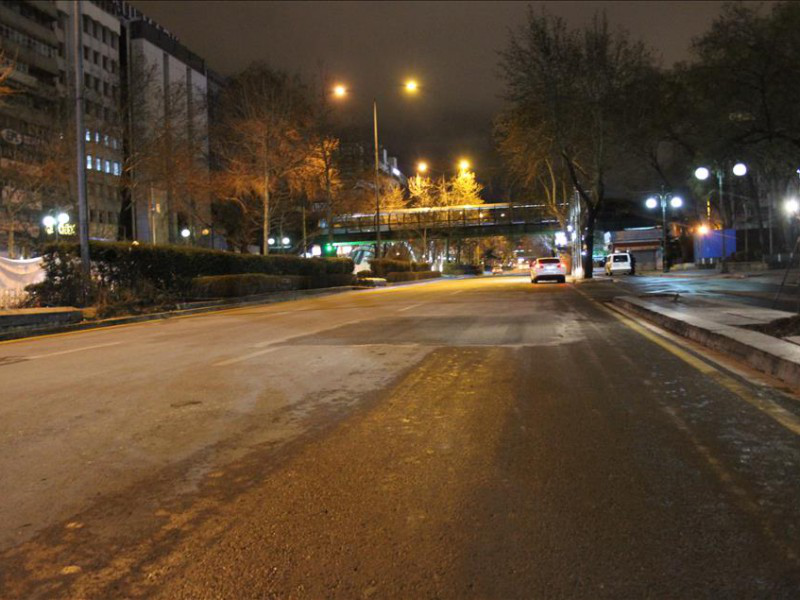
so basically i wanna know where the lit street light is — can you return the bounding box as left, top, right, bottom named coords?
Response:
left=458, top=159, right=470, bottom=173
left=644, top=192, right=683, bottom=273
left=694, top=162, right=748, bottom=272
left=785, top=198, right=799, bottom=216
left=417, top=161, right=428, bottom=174
left=332, top=76, right=421, bottom=258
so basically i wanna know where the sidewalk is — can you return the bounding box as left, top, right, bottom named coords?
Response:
left=612, top=293, right=800, bottom=388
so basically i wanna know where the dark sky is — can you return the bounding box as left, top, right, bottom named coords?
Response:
left=131, top=0, right=752, bottom=199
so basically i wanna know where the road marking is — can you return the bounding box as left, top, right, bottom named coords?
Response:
left=573, top=285, right=800, bottom=436
left=449, top=290, right=464, bottom=296
left=213, top=347, right=280, bottom=367
left=29, top=341, right=122, bottom=360
left=397, top=303, right=424, bottom=312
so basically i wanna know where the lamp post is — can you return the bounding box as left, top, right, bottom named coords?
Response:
left=645, top=193, right=683, bottom=272
left=42, top=211, right=70, bottom=242
left=694, top=162, right=747, bottom=273
left=332, top=78, right=419, bottom=259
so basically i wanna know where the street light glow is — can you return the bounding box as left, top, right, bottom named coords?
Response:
left=180, top=228, right=191, bottom=238
left=281, top=236, right=290, bottom=245
left=333, top=84, right=347, bottom=98
left=42, top=215, right=56, bottom=228
left=732, top=162, right=748, bottom=177
left=404, top=79, right=419, bottom=93
left=645, top=197, right=658, bottom=209
left=268, top=237, right=276, bottom=245
left=698, top=224, right=710, bottom=235
left=57, top=212, right=70, bottom=225
left=785, top=198, right=800, bottom=215
left=670, top=196, right=683, bottom=208
left=694, top=167, right=710, bottom=181
left=417, top=161, right=428, bottom=173
left=458, top=159, right=470, bottom=172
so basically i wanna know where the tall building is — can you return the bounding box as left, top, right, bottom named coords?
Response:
left=0, top=0, right=214, bottom=256
left=55, top=0, right=123, bottom=242
left=0, top=0, right=60, bottom=257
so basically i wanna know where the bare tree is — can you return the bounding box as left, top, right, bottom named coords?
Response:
left=498, top=9, right=655, bottom=277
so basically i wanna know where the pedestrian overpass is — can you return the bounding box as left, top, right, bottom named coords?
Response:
left=315, top=202, right=565, bottom=244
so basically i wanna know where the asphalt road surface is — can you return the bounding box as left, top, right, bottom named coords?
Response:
left=2, top=275, right=800, bottom=598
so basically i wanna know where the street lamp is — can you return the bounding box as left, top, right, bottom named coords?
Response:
left=644, top=192, right=683, bottom=272
left=458, top=159, right=470, bottom=173
left=417, top=161, right=428, bottom=174
left=281, top=236, right=290, bottom=246
left=694, top=162, right=748, bottom=272
left=333, top=77, right=421, bottom=259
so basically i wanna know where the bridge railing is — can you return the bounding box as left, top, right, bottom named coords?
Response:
left=324, top=202, right=562, bottom=234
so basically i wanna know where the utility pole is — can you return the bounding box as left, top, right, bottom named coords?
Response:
left=72, top=1, right=90, bottom=286
left=373, top=99, right=381, bottom=259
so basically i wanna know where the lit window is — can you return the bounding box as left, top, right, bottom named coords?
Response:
left=85, top=128, right=91, bottom=142
left=103, top=134, right=109, bottom=146
left=104, top=160, right=111, bottom=173
left=114, top=162, right=121, bottom=176
left=94, top=131, right=100, bottom=143
left=95, top=157, right=101, bottom=170
left=86, top=154, right=92, bottom=169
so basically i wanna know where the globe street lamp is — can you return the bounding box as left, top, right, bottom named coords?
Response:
left=694, top=162, right=748, bottom=272
left=644, top=192, right=683, bottom=272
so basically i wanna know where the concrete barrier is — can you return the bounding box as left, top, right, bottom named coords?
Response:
left=0, top=307, right=83, bottom=333
left=613, top=295, right=800, bottom=389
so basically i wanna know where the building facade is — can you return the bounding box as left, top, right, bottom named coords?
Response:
left=0, top=0, right=214, bottom=256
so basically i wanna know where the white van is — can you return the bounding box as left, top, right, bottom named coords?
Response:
left=605, top=252, right=633, bottom=276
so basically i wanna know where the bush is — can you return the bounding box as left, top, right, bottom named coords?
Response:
left=191, top=274, right=306, bottom=298
left=385, top=271, right=442, bottom=283
left=369, top=259, right=432, bottom=276
left=26, top=242, right=355, bottom=307
left=442, top=263, right=481, bottom=275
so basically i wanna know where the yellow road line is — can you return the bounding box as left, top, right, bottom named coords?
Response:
left=575, top=286, right=800, bottom=436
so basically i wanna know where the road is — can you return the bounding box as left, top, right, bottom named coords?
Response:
left=2, top=275, right=800, bottom=597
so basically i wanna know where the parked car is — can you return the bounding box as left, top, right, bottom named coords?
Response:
left=530, top=257, right=566, bottom=284
left=605, top=252, right=633, bottom=276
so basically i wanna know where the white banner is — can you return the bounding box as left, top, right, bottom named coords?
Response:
left=0, top=256, right=44, bottom=292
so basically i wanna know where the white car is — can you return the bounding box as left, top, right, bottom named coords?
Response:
left=531, top=257, right=566, bottom=284
left=605, top=252, right=633, bottom=276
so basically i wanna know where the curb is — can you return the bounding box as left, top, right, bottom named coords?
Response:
left=613, top=295, right=800, bottom=389
left=0, top=286, right=357, bottom=343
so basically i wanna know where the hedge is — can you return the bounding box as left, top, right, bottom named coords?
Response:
left=442, top=263, right=481, bottom=275
left=384, top=271, right=442, bottom=283
left=191, top=274, right=305, bottom=298
left=26, top=242, right=355, bottom=307
left=369, top=259, right=430, bottom=277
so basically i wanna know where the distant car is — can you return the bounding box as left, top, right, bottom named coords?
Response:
left=531, top=257, right=566, bottom=284
left=491, top=265, right=503, bottom=275
left=605, top=252, right=633, bottom=276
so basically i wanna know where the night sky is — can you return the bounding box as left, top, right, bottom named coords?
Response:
left=130, top=0, right=760, bottom=199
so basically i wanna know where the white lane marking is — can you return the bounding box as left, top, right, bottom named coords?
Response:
left=449, top=290, right=465, bottom=296
left=29, top=341, right=122, bottom=360
left=213, top=347, right=280, bottom=367
left=397, top=303, right=424, bottom=312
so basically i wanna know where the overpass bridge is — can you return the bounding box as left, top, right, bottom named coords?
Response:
left=315, top=202, right=564, bottom=243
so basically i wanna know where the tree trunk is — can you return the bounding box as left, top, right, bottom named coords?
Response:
left=263, top=170, right=270, bottom=255
left=7, top=224, right=15, bottom=259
